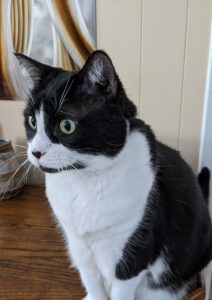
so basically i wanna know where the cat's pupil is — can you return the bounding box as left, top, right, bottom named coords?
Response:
left=64, top=121, right=71, bottom=131
left=31, top=118, right=36, bottom=126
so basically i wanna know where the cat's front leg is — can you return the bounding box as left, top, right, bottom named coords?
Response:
left=79, top=265, right=108, bottom=300
left=67, top=235, right=108, bottom=300
left=111, top=273, right=144, bottom=300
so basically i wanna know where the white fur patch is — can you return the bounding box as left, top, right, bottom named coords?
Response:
left=16, top=54, right=41, bottom=92
left=112, top=272, right=146, bottom=300
left=20, top=66, right=35, bottom=91
left=88, top=57, right=105, bottom=85
left=150, top=256, right=168, bottom=283
left=45, top=130, right=154, bottom=296
left=137, top=284, right=187, bottom=300
left=28, top=108, right=51, bottom=166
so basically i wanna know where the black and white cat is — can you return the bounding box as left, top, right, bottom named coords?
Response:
left=16, top=51, right=212, bottom=300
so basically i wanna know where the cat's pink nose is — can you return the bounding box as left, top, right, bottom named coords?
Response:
left=32, top=151, right=46, bottom=159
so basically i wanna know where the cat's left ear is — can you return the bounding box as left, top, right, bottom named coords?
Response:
left=14, top=53, right=59, bottom=93
left=80, top=50, right=118, bottom=96
left=15, top=53, right=44, bottom=91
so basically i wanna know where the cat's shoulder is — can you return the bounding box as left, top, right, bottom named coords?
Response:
left=129, top=118, right=191, bottom=172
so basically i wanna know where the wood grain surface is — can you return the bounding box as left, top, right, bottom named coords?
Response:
left=0, top=185, right=84, bottom=300
left=0, top=185, right=206, bottom=300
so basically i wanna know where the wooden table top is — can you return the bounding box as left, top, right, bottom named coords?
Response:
left=0, top=185, right=84, bottom=300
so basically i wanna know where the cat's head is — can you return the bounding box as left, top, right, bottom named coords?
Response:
left=15, top=51, right=137, bottom=173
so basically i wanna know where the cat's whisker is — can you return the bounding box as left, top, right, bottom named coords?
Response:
left=13, top=144, right=28, bottom=149
left=5, top=151, right=27, bottom=157
left=26, top=84, right=35, bottom=105
left=69, top=164, right=86, bottom=182
left=12, top=163, right=31, bottom=196
left=32, top=165, right=41, bottom=178
left=57, top=73, right=71, bottom=112
left=25, top=164, right=32, bottom=184
left=14, top=163, right=31, bottom=190
left=61, top=80, right=73, bottom=105
left=0, top=159, right=29, bottom=201
left=58, top=76, right=75, bottom=112
left=62, top=156, right=98, bottom=175
left=62, top=161, right=87, bottom=181
left=11, top=151, right=27, bottom=156
left=3, top=159, right=28, bottom=186
left=52, top=159, right=87, bottom=182
left=5, top=151, right=27, bottom=158
left=0, top=153, right=27, bottom=167
left=107, top=142, right=125, bottom=147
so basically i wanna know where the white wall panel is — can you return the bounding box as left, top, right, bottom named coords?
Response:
left=96, top=0, right=212, bottom=171
left=96, top=0, right=142, bottom=108
left=140, top=0, right=188, bottom=149
left=179, top=0, right=212, bottom=171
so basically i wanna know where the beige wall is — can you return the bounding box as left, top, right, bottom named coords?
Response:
left=0, top=100, right=44, bottom=185
left=96, top=0, right=212, bottom=172
left=0, top=100, right=25, bottom=144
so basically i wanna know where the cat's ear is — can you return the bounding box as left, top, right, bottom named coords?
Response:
left=15, top=53, right=62, bottom=94
left=80, top=50, right=118, bottom=96
left=14, top=53, right=46, bottom=92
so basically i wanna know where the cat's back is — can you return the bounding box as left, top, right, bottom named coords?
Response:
left=129, top=119, right=212, bottom=283
left=156, top=141, right=209, bottom=211
left=155, top=141, right=212, bottom=277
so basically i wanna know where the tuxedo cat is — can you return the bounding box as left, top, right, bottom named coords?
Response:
left=16, top=50, right=212, bottom=300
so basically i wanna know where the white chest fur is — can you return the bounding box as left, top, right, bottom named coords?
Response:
left=45, top=131, right=154, bottom=287
left=46, top=132, right=153, bottom=235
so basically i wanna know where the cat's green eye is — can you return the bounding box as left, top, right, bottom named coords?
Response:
left=60, top=119, right=76, bottom=134
left=28, top=116, right=37, bottom=130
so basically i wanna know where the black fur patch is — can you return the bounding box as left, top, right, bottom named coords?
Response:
left=40, top=161, right=86, bottom=173
left=116, top=130, right=212, bottom=292
left=198, top=167, right=210, bottom=204
left=21, top=51, right=137, bottom=159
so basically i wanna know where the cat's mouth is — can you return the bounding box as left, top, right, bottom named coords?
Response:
left=40, top=161, right=86, bottom=173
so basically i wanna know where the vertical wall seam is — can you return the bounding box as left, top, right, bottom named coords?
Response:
left=198, top=25, right=212, bottom=171
left=178, top=0, right=190, bottom=150
left=138, top=0, right=143, bottom=117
